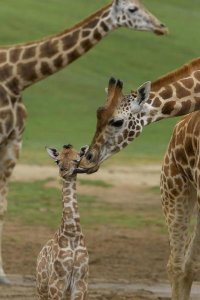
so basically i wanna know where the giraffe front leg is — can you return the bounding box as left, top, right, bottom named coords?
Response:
left=165, top=196, right=194, bottom=300
left=182, top=204, right=200, bottom=298
left=0, top=138, right=22, bottom=284
left=71, top=258, right=89, bottom=300
left=0, top=192, right=8, bottom=284
left=161, top=170, right=195, bottom=300
left=71, top=280, right=88, bottom=300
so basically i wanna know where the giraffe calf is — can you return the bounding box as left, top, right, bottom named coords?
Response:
left=36, top=144, right=89, bottom=300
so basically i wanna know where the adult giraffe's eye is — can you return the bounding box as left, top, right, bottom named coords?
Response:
left=109, top=119, right=124, bottom=127
left=128, top=7, right=139, bottom=13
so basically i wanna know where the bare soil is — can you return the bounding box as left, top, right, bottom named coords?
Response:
left=0, top=163, right=199, bottom=299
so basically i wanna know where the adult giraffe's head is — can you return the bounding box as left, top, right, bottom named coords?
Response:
left=110, top=0, right=168, bottom=35
left=77, top=78, right=151, bottom=174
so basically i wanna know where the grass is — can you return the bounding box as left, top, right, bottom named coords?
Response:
left=0, top=1, right=200, bottom=164
left=79, top=179, right=113, bottom=188
left=150, top=186, right=161, bottom=194
left=8, top=179, right=166, bottom=232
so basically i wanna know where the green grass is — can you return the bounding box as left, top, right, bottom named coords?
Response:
left=79, top=179, right=113, bottom=188
left=8, top=179, right=165, bottom=231
left=150, top=186, right=161, bottom=194
left=0, top=1, right=200, bottom=164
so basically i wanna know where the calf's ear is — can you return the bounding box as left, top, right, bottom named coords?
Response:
left=46, top=147, right=59, bottom=161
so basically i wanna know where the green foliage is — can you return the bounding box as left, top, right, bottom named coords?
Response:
left=0, top=1, right=200, bottom=164
left=8, top=180, right=165, bottom=231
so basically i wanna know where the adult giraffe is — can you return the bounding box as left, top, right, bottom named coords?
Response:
left=0, top=0, right=167, bottom=284
left=160, top=110, right=200, bottom=300
left=78, top=59, right=200, bottom=300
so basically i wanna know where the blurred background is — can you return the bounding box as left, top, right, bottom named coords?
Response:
left=0, top=1, right=200, bottom=299
left=1, top=0, right=200, bottom=164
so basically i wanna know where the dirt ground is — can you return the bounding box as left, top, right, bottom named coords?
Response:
left=0, top=163, right=199, bottom=299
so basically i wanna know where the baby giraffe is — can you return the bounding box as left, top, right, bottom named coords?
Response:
left=36, top=144, right=89, bottom=300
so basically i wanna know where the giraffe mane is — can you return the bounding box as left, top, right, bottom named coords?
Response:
left=0, top=3, right=111, bottom=49
left=151, top=57, right=200, bottom=91
left=56, top=4, right=111, bottom=38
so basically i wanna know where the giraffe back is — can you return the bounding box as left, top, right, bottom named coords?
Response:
left=163, top=111, right=200, bottom=189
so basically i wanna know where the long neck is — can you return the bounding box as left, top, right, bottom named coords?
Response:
left=1, top=4, right=115, bottom=91
left=60, top=175, right=82, bottom=237
left=145, top=58, right=200, bottom=125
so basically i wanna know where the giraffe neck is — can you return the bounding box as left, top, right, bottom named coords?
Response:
left=144, top=61, right=200, bottom=125
left=59, top=175, right=82, bottom=238
left=1, top=4, right=116, bottom=92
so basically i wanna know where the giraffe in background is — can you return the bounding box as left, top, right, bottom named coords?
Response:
left=0, top=0, right=167, bottom=283
left=37, top=144, right=89, bottom=300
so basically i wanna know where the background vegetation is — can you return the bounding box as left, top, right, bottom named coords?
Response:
left=8, top=179, right=165, bottom=231
left=0, top=0, right=200, bottom=165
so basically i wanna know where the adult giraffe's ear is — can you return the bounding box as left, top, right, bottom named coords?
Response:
left=131, top=81, right=151, bottom=114
left=136, top=81, right=151, bottom=105
left=46, top=147, right=59, bottom=161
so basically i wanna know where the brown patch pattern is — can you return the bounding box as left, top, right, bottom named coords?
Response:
left=40, top=62, right=53, bottom=76
left=0, top=52, right=6, bottom=64
left=9, top=48, right=22, bottom=63
left=162, top=101, right=176, bottom=115
left=62, top=30, right=80, bottom=51
left=0, top=64, right=13, bottom=81
left=159, top=85, right=173, bottom=100
left=180, top=78, right=194, bottom=89
left=40, top=40, right=59, bottom=58
left=6, top=77, right=20, bottom=95
left=17, top=62, right=37, bottom=83
left=22, top=46, right=36, bottom=60
left=173, top=82, right=190, bottom=98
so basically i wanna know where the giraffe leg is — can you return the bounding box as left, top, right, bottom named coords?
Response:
left=37, top=295, right=48, bottom=300
left=161, top=170, right=196, bottom=300
left=0, top=138, right=21, bottom=284
left=0, top=168, right=8, bottom=284
left=180, top=157, right=200, bottom=297
left=70, top=253, right=89, bottom=300
left=180, top=209, right=200, bottom=300
left=70, top=280, right=88, bottom=300
left=71, top=272, right=88, bottom=299
left=47, top=278, right=68, bottom=300
left=36, top=252, right=49, bottom=300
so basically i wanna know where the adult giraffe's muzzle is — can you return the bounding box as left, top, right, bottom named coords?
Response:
left=154, top=23, right=169, bottom=35
left=75, top=151, right=100, bottom=174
